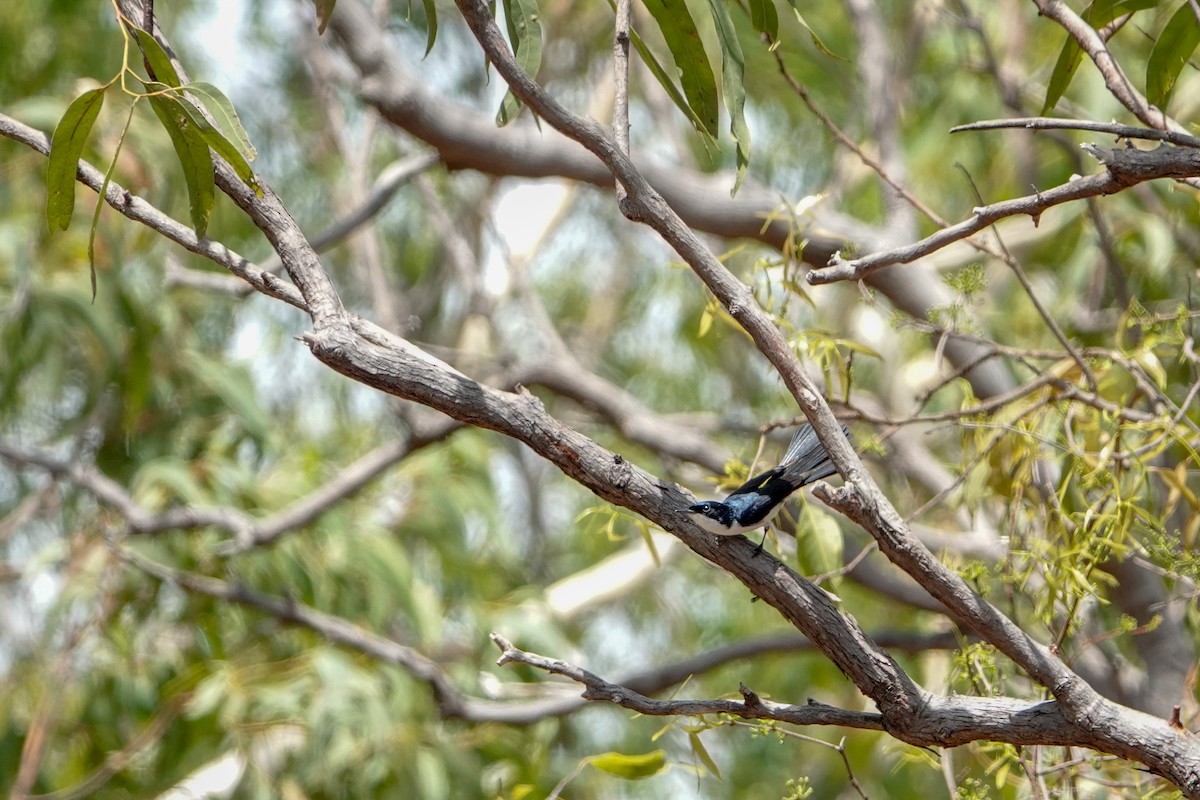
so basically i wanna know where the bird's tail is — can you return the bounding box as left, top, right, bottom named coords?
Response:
left=780, top=423, right=847, bottom=487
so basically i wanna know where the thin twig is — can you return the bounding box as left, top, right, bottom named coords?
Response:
left=950, top=118, right=1200, bottom=149
left=612, top=0, right=631, bottom=205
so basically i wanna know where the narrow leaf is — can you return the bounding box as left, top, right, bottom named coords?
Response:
left=87, top=102, right=138, bottom=300
left=748, top=0, right=778, bottom=39
left=187, top=82, right=257, bottom=162
left=422, top=0, right=439, bottom=57
left=131, top=25, right=182, bottom=87
left=626, top=23, right=716, bottom=148
left=172, top=94, right=262, bottom=196
left=786, top=3, right=846, bottom=60
left=1146, top=2, right=1200, bottom=108
left=46, top=87, right=106, bottom=232
left=496, top=0, right=543, bottom=126
left=706, top=0, right=751, bottom=195
left=587, top=750, right=668, bottom=779
left=641, top=0, right=720, bottom=138
left=688, top=732, right=722, bottom=779
left=149, top=95, right=216, bottom=237
left=314, top=0, right=338, bottom=34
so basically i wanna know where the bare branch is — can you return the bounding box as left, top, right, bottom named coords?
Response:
left=950, top=117, right=1200, bottom=148
left=492, top=633, right=885, bottom=731
left=811, top=144, right=1200, bottom=284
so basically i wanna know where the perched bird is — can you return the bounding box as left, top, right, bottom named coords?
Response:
left=683, top=423, right=846, bottom=541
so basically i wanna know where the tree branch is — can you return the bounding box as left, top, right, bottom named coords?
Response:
left=490, top=633, right=1157, bottom=750
left=810, top=143, right=1200, bottom=284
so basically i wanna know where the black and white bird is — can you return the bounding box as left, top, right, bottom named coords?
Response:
left=683, top=423, right=846, bottom=539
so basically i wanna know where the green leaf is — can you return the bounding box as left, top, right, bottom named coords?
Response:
left=187, top=82, right=258, bottom=163
left=87, top=102, right=137, bottom=300
left=587, top=750, right=668, bottom=779
left=148, top=94, right=216, bottom=237
left=46, top=86, right=106, bottom=232
left=641, top=0, right=720, bottom=138
left=688, top=732, right=722, bottom=779
left=1146, top=2, right=1200, bottom=108
left=705, top=0, right=751, bottom=195
left=626, top=23, right=717, bottom=149
left=795, top=502, right=843, bottom=580
left=422, top=0, right=439, bottom=57
left=1042, top=0, right=1161, bottom=113
left=314, top=0, right=338, bottom=34
left=130, top=25, right=182, bottom=88
left=171, top=93, right=262, bottom=196
left=748, top=0, right=778, bottom=39
left=786, top=3, right=846, bottom=60
left=496, top=0, right=543, bottom=126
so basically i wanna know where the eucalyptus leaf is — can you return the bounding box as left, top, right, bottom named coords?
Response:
left=496, top=0, right=543, bottom=126
left=148, top=94, right=216, bottom=237
left=46, top=86, right=106, bottom=232
left=1146, top=2, right=1200, bottom=108
left=641, top=0, right=720, bottom=138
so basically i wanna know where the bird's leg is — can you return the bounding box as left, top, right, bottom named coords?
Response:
left=753, top=528, right=769, bottom=556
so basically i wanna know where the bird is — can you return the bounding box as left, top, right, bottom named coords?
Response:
left=683, top=423, right=846, bottom=543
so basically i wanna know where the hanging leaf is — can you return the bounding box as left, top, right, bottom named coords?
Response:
left=46, top=86, right=106, bottom=232
left=786, top=2, right=846, bottom=60
left=168, top=92, right=262, bottom=196
left=706, top=0, right=751, bottom=195
left=795, top=502, right=843, bottom=581
left=187, top=82, right=258, bottom=163
left=641, top=0, right=720, bottom=138
left=496, top=0, right=543, bottom=126
left=625, top=22, right=717, bottom=150
left=148, top=94, right=216, bottom=237
left=1146, top=2, right=1200, bottom=108
left=130, top=25, right=182, bottom=87
left=87, top=104, right=137, bottom=300
left=314, top=0, right=338, bottom=34
left=1042, top=0, right=1160, bottom=113
left=688, top=732, right=722, bottom=779
left=422, top=0, right=439, bottom=57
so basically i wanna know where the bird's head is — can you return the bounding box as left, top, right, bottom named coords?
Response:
left=681, top=501, right=736, bottom=535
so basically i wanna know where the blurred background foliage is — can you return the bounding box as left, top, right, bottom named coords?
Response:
left=1, top=0, right=1199, bottom=797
